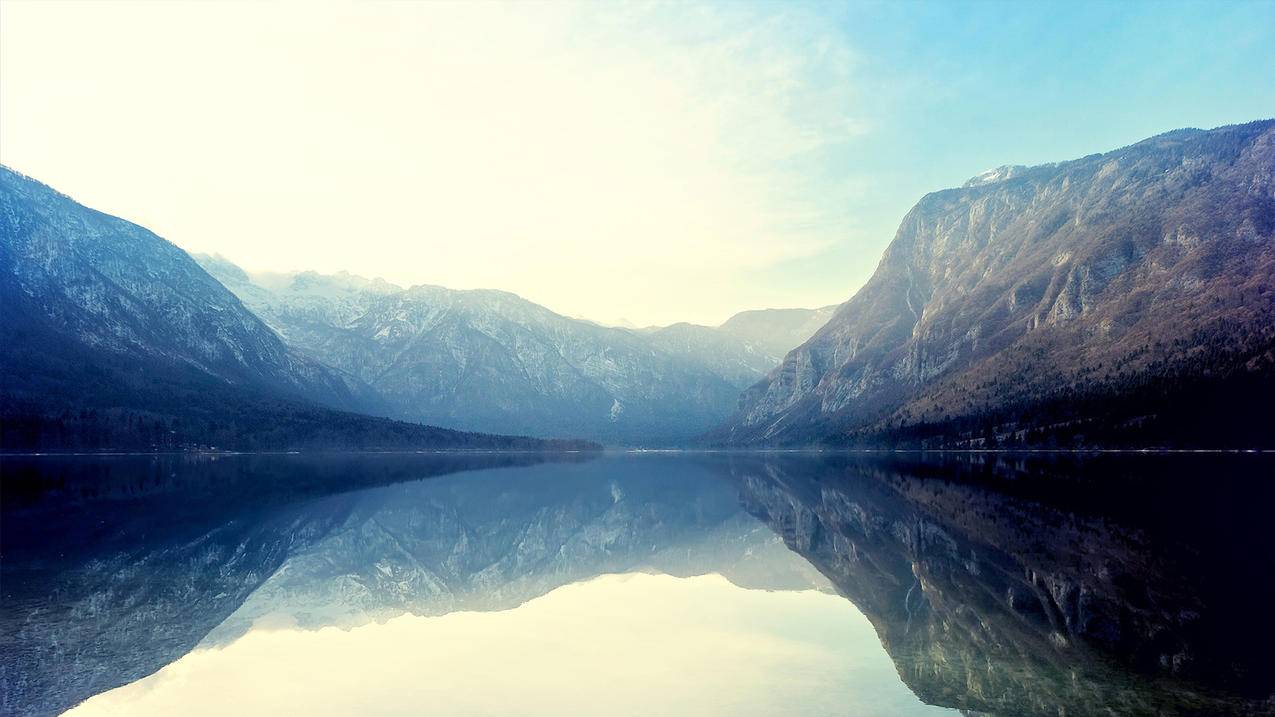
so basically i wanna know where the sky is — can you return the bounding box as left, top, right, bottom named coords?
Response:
left=2, top=1, right=1273, bottom=326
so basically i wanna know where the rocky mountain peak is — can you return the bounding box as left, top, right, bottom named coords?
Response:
left=961, top=164, right=1029, bottom=187
left=715, top=119, right=1275, bottom=448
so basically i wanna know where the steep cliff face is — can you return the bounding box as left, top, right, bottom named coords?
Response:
left=719, top=121, right=1275, bottom=447
left=199, top=259, right=746, bottom=444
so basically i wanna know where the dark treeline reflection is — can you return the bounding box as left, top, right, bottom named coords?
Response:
left=2, top=451, right=1273, bottom=717
left=724, top=452, right=1275, bottom=716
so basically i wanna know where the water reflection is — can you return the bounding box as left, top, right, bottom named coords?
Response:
left=1, top=452, right=589, bottom=717
left=2, top=452, right=1273, bottom=716
left=66, top=574, right=950, bottom=717
left=728, top=453, right=1275, bottom=717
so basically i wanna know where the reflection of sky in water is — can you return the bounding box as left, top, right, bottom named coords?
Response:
left=67, top=572, right=956, bottom=717
left=10, top=453, right=1272, bottom=717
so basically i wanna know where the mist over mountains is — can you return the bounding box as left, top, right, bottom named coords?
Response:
left=196, top=255, right=831, bottom=443
left=0, top=168, right=590, bottom=451
left=0, top=159, right=828, bottom=449
left=3, top=120, right=1273, bottom=449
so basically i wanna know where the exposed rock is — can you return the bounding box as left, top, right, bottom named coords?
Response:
left=199, top=258, right=833, bottom=444
left=0, top=168, right=590, bottom=451
left=716, top=120, right=1275, bottom=447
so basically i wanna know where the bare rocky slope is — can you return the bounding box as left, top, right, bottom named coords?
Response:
left=716, top=120, right=1275, bottom=447
left=0, top=167, right=587, bottom=451
left=199, top=257, right=834, bottom=444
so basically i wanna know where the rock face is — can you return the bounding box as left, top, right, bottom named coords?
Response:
left=718, top=121, right=1275, bottom=447
left=198, top=259, right=766, bottom=444
left=0, top=168, right=586, bottom=451
left=725, top=453, right=1275, bottom=716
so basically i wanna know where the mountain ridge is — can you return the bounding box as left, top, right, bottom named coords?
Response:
left=0, top=167, right=592, bottom=451
left=199, top=257, right=836, bottom=444
left=715, top=119, right=1275, bottom=448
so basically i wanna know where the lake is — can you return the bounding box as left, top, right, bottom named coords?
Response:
left=2, top=451, right=1273, bottom=716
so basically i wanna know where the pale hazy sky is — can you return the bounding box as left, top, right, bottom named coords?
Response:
left=2, top=1, right=1273, bottom=325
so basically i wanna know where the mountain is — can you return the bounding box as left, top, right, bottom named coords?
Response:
left=199, top=255, right=838, bottom=444
left=717, top=120, right=1275, bottom=448
left=642, top=322, right=781, bottom=387
left=716, top=305, right=839, bottom=359
left=0, top=453, right=577, bottom=717
left=197, top=258, right=755, bottom=444
left=641, top=306, right=838, bottom=387
left=0, top=167, right=590, bottom=451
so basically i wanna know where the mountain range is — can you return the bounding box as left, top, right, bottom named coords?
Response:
left=717, top=119, right=1275, bottom=448
left=0, top=167, right=591, bottom=451
left=196, top=255, right=832, bottom=443
left=3, top=119, right=1272, bottom=450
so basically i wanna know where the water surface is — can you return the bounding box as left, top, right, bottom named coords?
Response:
left=2, top=451, right=1272, bottom=716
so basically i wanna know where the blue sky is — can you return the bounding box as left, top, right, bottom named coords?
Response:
left=754, top=0, right=1275, bottom=301
left=2, top=0, right=1272, bottom=325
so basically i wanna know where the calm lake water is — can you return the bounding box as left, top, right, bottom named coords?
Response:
left=2, top=451, right=1273, bottom=716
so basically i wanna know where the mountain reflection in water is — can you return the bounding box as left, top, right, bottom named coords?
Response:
left=2, top=451, right=1272, bottom=716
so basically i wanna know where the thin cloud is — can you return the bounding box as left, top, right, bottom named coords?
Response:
left=0, top=1, right=866, bottom=325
